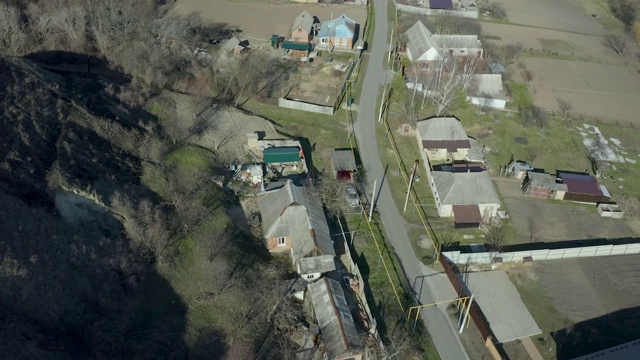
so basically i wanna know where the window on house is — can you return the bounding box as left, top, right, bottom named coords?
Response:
left=342, top=38, right=347, bottom=46
left=307, top=274, right=315, bottom=280
left=321, top=38, right=326, bottom=44
left=335, top=37, right=339, bottom=45
left=277, top=237, right=286, bottom=246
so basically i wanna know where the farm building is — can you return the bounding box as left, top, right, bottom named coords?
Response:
left=262, top=143, right=308, bottom=179
left=308, top=278, right=363, bottom=360
left=431, top=34, right=483, bottom=58
left=290, top=11, right=316, bottom=43
left=331, top=149, right=357, bottom=181
left=258, top=181, right=336, bottom=281
left=522, top=171, right=567, bottom=199
left=416, top=117, right=471, bottom=163
left=557, top=171, right=611, bottom=203
left=404, top=21, right=483, bottom=65
left=429, top=170, right=501, bottom=221
left=404, top=21, right=441, bottom=63
left=316, top=14, right=358, bottom=51
left=506, top=160, right=533, bottom=179
left=466, top=74, right=507, bottom=109
left=429, top=0, right=453, bottom=9
left=522, top=171, right=611, bottom=203
left=281, top=41, right=311, bottom=58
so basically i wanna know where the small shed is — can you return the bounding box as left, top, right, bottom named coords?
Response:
left=330, top=149, right=357, bottom=181
left=263, top=146, right=302, bottom=164
left=522, top=172, right=567, bottom=199
left=282, top=41, right=311, bottom=58
left=453, top=204, right=482, bottom=229
left=598, top=203, right=624, bottom=218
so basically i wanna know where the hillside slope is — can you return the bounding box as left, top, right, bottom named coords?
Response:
left=0, top=57, right=190, bottom=359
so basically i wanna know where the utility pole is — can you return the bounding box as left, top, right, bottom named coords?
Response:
left=404, top=160, right=419, bottom=212
left=459, top=294, right=474, bottom=333
left=378, top=88, right=386, bottom=123
left=369, top=179, right=377, bottom=221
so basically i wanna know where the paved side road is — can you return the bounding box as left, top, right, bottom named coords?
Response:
left=353, top=0, right=470, bottom=359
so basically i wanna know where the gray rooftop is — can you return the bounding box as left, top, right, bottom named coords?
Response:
left=258, top=181, right=336, bottom=262
left=525, top=171, right=568, bottom=192
left=432, top=34, right=481, bottom=50
left=404, top=21, right=439, bottom=61
left=467, top=138, right=484, bottom=163
left=298, top=256, right=336, bottom=275
left=331, top=149, right=357, bottom=171
left=291, top=11, right=315, bottom=34
left=470, top=74, right=506, bottom=99
left=416, top=117, right=468, bottom=141
left=432, top=171, right=500, bottom=205
left=466, top=271, right=541, bottom=343
left=308, top=278, right=360, bottom=359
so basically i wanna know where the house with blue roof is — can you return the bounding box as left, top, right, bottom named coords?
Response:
left=316, top=14, right=358, bottom=51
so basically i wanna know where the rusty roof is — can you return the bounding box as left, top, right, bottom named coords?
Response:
left=453, top=205, right=482, bottom=224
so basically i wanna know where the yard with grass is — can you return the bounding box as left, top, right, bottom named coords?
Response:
left=344, top=213, right=440, bottom=358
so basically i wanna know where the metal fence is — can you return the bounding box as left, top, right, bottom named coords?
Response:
left=444, top=242, right=640, bottom=265
left=396, top=4, right=479, bottom=18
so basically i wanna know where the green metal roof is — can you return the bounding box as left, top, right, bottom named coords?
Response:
left=264, top=147, right=301, bottom=163
left=282, top=41, right=310, bottom=51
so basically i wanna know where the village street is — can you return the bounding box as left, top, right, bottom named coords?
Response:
left=352, top=0, right=470, bottom=358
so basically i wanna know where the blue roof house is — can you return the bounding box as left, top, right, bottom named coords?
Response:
left=317, top=14, right=358, bottom=51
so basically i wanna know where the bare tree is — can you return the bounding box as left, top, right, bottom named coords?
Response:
left=526, top=145, right=540, bottom=165
left=522, top=69, right=533, bottom=84
left=485, top=221, right=506, bottom=254
left=482, top=3, right=507, bottom=19
left=520, top=107, right=533, bottom=129
left=527, top=215, right=538, bottom=242
left=423, top=55, right=477, bottom=115
left=503, top=42, right=523, bottom=64
left=604, top=33, right=627, bottom=55
left=0, top=4, right=28, bottom=56
left=530, top=105, right=548, bottom=129
left=557, top=98, right=572, bottom=118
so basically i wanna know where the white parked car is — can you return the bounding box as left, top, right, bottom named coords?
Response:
left=345, top=185, right=359, bottom=208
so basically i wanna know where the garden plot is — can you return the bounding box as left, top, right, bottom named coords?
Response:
left=285, top=59, right=353, bottom=107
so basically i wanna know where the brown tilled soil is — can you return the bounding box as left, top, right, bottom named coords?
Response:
left=170, top=0, right=367, bottom=40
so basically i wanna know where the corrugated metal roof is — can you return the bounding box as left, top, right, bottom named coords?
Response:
left=432, top=34, right=481, bottom=50
left=263, top=146, right=301, bottom=163
left=422, top=140, right=471, bottom=152
left=317, top=14, right=356, bottom=39
left=453, top=204, right=482, bottom=224
left=432, top=171, right=500, bottom=206
left=557, top=171, right=603, bottom=196
left=308, top=278, right=360, bottom=359
left=429, top=0, right=453, bottom=9
left=258, top=182, right=335, bottom=262
left=298, top=256, right=336, bottom=275
left=404, top=21, right=439, bottom=62
left=291, top=10, right=315, bottom=34
left=525, top=172, right=567, bottom=192
left=331, top=149, right=357, bottom=171
left=281, top=41, right=311, bottom=51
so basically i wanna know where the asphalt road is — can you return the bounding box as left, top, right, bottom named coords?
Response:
left=353, top=0, right=470, bottom=358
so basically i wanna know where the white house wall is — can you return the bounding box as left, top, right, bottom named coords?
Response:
left=417, top=47, right=441, bottom=61
left=467, top=96, right=506, bottom=110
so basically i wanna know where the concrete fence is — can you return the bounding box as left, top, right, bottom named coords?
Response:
left=342, top=237, right=378, bottom=335
left=278, top=97, right=335, bottom=115
left=396, top=4, right=479, bottom=18
left=444, top=242, right=640, bottom=265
